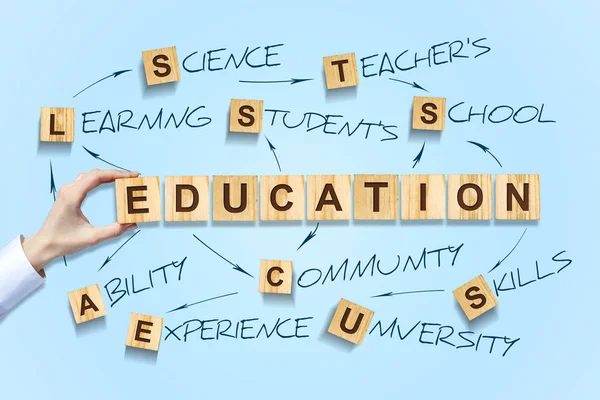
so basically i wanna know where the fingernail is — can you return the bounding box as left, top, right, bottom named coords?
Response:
left=124, top=223, right=137, bottom=231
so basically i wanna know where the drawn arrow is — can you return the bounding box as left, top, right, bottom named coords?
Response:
left=73, top=69, right=132, bottom=98
left=488, top=229, right=528, bottom=273
left=297, top=222, right=319, bottom=251
left=98, top=230, right=140, bottom=272
left=389, top=78, right=428, bottom=92
left=49, top=161, right=67, bottom=266
left=412, top=142, right=425, bottom=168
left=239, top=78, right=313, bottom=85
left=466, top=141, right=503, bottom=168
left=265, top=136, right=281, bottom=172
left=82, top=146, right=132, bottom=172
left=167, top=291, right=238, bottom=313
left=371, top=289, right=445, bottom=298
left=192, top=234, right=254, bottom=278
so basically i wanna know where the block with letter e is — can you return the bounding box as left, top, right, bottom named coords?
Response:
left=412, top=96, right=446, bottom=131
left=259, top=260, right=293, bottom=294
left=126, top=313, right=163, bottom=352
left=165, top=176, right=209, bottom=222
left=142, top=46, right=180, bottom=85
left=115, top=177, right=162, bottom=223
left=230, top=99, right=263, bottom=133
left=40, top=107, right=74, bottom=143
left=67, top=284, right=107, bottom=324
left=323, top=53, right=359, bottom=89
left=453, top=275, right=498, bottom=321
left=327, top=298, right=374, bottom=345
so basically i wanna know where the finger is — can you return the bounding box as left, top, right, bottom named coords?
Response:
left=74, top=169, right=139, bottom=202
left=90, top=222, right=137, bottom=244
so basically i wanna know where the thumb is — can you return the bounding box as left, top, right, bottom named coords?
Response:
left=92, top=222, right=137, bottom=244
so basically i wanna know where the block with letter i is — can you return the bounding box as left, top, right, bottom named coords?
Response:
left=327, top=298, right=374, bottom=345
left=115, top=177, right=162, bottom=223
left=412, top=96, right=446, bottom=131
left=453, top=275, right=498, bottom=321
left=67, top=284, right=107, bottom=324
left=142, top=46, right=180, bottom=85
left=40, top=107, right=74, bottom=142
left=126, top=313, right=163, bottom=352
left=323, top=53, right=359, bottom=89
left=401, top=174, right=446, bottom=220
left=259, top=260, right=293, bottom=294
left=230, top=99, right=263, bottom=133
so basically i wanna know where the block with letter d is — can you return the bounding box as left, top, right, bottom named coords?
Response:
left=165, top=176, right=209, bottom=221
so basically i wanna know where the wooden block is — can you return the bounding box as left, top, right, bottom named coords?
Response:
left=496, top=174, right=540, bottom=220
left=323, top=53, right=359, bottom=89
left=67, top=284, right=106, bottom=324
left=40, top=107, right=74, bottom=143
left=412, top=96, right=446, bottom=131
left=327, top=298, right=374, bottom=345
left=165, top=176, right=209, bottom=222
left=448, top=174, right=492, bottom=220
left=213, top=176, right=258, bottom=221
left=259, top=260, right=293, bottom=294
left=125, top=312, right=163, bottom=352
left=260, top=175, right=305, bottom=221
left=453, top=275, right=498, bottom=321
left=142, top=46, right=180, bottom=85
left=401, top=174, right=446, bottom=220
left=307, top=175, right=351, bottom=220
left=354, top=174, right=398, bottom=220
left=229, top=99, right=263, bottom=133
left=115, top=177, right=162, bottom=223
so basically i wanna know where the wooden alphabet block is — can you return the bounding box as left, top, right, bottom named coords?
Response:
left=307, top=175, right=351, bottom=220
left=142, top=46, right=180, bottom=85
left=125, top=313, right=163, bottom=352
left=165, top=176, right=209, bottom=222
left=115, top=177, right=162, bottom=223
left=354, top=174, right=398, bottom=220
left=259, top=260, right=293, bottom=294
left=453, top=275, right=498, bottom=321
left=327, top=298, right=374, bottom=345
left=213, top=176, right=258, bottom=221
left=229, top=99, right=263, bottom=133
left=260, top=175, right=305, bottom=221
left=412, top=96, right=446, bottom=131
left=323, top=53, right=359, bottom=89
left=448, top=174, right=492, bottom=220
left=496, top=174, right=540, bottom=220
left=401, top=174, right=446, bottom=220
left=40, top=107, right=74, bottom=143
left=67, top=284, right=106, bottom=324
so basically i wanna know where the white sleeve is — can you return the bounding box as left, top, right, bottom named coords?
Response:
left=0, top=236, right=46, bottom=317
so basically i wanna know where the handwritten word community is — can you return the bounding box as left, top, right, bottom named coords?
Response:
left=112, top=174, right=540, bottom=223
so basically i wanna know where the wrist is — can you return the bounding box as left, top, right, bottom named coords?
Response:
left=22, top=233, right=54, bottom=271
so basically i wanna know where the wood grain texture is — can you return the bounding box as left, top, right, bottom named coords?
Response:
left=327, top=298, right=374, bottom=345
left=259, top=260, right=293, bottom=294
left=448, top=174, right=492, bottom=220
left=115, top=177, right=162, bottom=223
left=323, top=53, right=359, bottom=89
left=40, top=107, right=74, bottom=142
left=453, top=275, right=498, bottom=321
left=125, top=313, right=163, bottom=351
left=165, top=176, right=209, bottom=222
left=229, top=99, right=263, bottom=133
left=67, top=284, right=107, bottom=324
left=495, top=174, right=540, bottom=220
left=354, top=174, right=398, bottom=220
left=260, top=175, right=305, bottom=221
left=412, top=96, right=446, bottom=131
left=401, top=174, right=446, bottom=220
left=142, top=46, right=180, bottom=85
left=307, top=175, right=351, bottom=220
left=213, top=176, right=258, bottom=221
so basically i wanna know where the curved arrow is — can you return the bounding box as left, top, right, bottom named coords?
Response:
left=98, top=230, right=140, bottom=271
left=371, top=289, right=444, bottom=298
left=73, top=69, right=132, bottom=98
left=265, top=136, right=281, bottom=172
left=167, top=292, right=238, bottom=313
left=297, top=222, right=319, bottom=251
left=488, top=229, right=527, bottom=273
left=192, top=234, right=253, bottom=278
left=467, top=141, right=503, bottom=167
left=49, top=161, right=67, bottom=266
left=82, top=146, right=132, bottom=172
left=389, top=78, right=428, bottom=92
left=239, top=78, right=313, bottom=85
left=412, top=142, right=425, bottom=168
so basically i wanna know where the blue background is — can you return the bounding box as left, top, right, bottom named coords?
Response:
left=0, top=0, right=598, bottom=398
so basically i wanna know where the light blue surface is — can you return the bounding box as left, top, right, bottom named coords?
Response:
left=0, top=0, right=598, bottom=398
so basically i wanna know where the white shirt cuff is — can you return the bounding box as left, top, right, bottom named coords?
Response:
left=0, top=235, right=45, bottom=316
